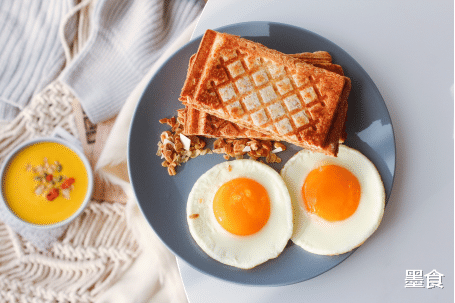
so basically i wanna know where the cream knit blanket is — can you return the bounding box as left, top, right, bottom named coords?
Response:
left=0, top=0, right=205, bottom=302
left=0, top=201, right=140, bottom=302
left=0, top=81, right=142, bottom=303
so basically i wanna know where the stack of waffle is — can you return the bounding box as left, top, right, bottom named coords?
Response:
left=178, top=30, right=351, bottom=156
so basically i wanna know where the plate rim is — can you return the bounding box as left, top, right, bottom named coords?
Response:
left=127, top=20, right=396, bottom=286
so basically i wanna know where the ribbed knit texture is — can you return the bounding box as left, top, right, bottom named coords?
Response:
left=0, top=0, right=76, bottom=122
left=59, top=0, right=205, bottom=124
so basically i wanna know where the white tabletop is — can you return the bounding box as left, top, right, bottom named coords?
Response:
left=177, top=0, right=454, bottom=302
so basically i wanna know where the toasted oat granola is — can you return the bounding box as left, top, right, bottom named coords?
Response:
left=157, top=111, right=286, bottom=175
left=212, top=138, right=286, bottom=163
left=157, top=113, right=211, bottom=175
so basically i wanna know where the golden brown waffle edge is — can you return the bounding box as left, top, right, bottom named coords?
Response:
left=180, top=30, right=351, bottom=156
left=181, top=52, right=348, bottom=143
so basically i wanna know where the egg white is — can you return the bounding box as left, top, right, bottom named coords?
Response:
left=187, top=159, right=293, bottom=269
left=280, top=145, right=385, bottom=256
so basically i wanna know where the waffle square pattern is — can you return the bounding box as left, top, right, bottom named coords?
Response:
left=180, top=30, right=351, bottom=156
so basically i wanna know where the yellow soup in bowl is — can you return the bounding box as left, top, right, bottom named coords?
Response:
left=1, top=140, right=92, bottom=226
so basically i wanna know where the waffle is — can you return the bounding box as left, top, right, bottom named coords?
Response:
left=180, top=30, right=351, bottom=156
left=181, top=52, right=347, bottom=142
left=181, top=105, right=274, bottom=139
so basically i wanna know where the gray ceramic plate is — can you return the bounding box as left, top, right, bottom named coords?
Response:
left=128, top=21, right=396, bottom=286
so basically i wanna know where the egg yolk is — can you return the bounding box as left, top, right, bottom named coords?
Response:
left=213, top=178, right=270, bottom=236
left=302, top=165, right=361, bottom=222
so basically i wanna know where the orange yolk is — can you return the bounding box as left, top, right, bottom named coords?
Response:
left=302, top=165, right=361, bottom=222
left=213, top=178, right=270, bottom=236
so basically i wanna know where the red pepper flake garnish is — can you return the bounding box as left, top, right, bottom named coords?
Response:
left=61, top=177, right=75, bottom=189
left=28, top=158, right=76, bottom=200
left=46, top=188, right=59, bottom=201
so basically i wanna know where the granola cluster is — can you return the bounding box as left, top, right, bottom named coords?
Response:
left=212, top=138, right=286, bottom=163
left=157, top=116, right=210, bottom=175
left=157, top=114, right=287, bottom=175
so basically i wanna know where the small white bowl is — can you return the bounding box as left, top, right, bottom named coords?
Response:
left=0, top=137, right=93, bottom=229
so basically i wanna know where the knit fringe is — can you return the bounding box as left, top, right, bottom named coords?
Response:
left=0, top=202, right=140, bottom=303
left=0, top=81, right=78, bottom=164
left=0, top=80, right=141, bottom=302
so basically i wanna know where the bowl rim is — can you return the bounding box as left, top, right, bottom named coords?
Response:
left=0, top=137, right=94, bottom=229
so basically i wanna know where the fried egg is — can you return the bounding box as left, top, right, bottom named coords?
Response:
left=187, top=159, right=293, bottom=269
left=280, top=145, right=385, bottom=255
